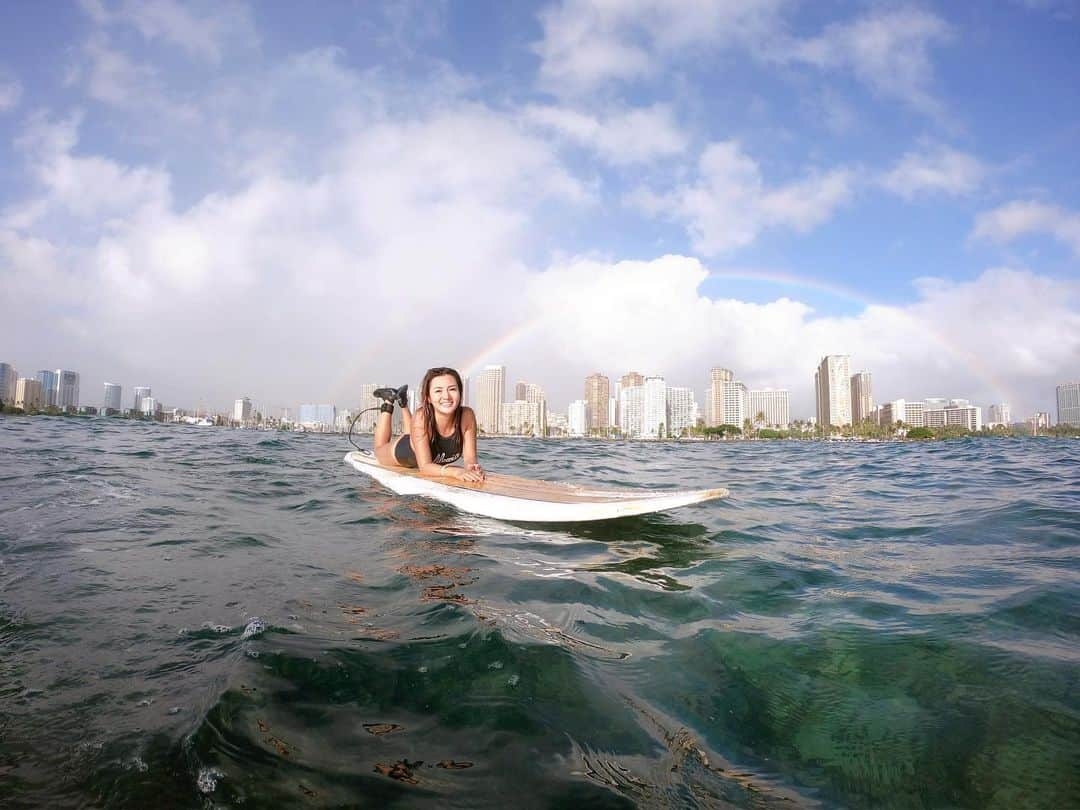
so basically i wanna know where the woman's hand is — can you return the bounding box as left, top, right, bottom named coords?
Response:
left=461, top=463, right=485, bottom=483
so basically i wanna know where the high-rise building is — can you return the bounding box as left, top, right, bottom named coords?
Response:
left=0, top=363, right=17, bottom=404
left=850, top=372, right=873, bottom=423
left=748, top=389, right=790, bottom=428
left=567, top=400, right=588, bottom=437
left=620, top=371, right=644, bottom=390
left=475, top=365, right=505, bottom=434
left=141, top=397, right=161, bottom=418
left=722, top=380, right=747, bottom=427
left=705, top=367, right=733, bottom=427
left=514, top=381, right=528, bottom=401
left=880, top=399, right=925, bottom=428
left=666, top=386, right=696, bottom=437
left=234, top=397, right=253, bottom=423
left=814, top=355, right=852, bottom=428
left=501, top=400, right=544, bottom=436
left=642, top=376, right=667, bottom=439
left=944, top=403, right=981, bottom=431
left=15, top=378, right=44, bottom=410
left=37, top=370, right=58, bottom=408
left=299, top=404, right=337, bottom=430
left=518, top=382, right=548, bottom=436
left=619, top=385, right=644, bottom=438
left=132, top=386, right=152, bottom=414
left=987, top=403, right=1011, bottom=427
left=55, top=370, right=79, bottom=411
left=584, top=373, right=611, bottom=432
left=103, top=383, right=122, bottom=413
left=1057, top=382, right=1080, bottom=427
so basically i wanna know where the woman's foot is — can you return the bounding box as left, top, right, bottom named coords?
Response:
left=373, top=385, right=409, bottom=407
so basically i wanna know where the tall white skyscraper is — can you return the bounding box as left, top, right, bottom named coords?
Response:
left=850, top=372, right=873, bottom=423
left=567, top=400, right=588, bottom=437
left=475, top=365, right=505, bottom=434
left=37, top=370, right=58, bottom=408
left=1057, top=382, right=1080, bottom=427
left=0, top=363, right=16, bottom=404
left=642, top=376, right=667, bottom=438
left=103, top=383, right=122, bottom=412
left=518, top=382, right=547, bottom=436
left=666, top=386, right=696, bottom=437
left=619, top=385, right=644, bottom=438
left=722, top=380, right=747, bottom=427
left=748, top=389, right=790, bottom=428
left=987, top=403, right=1011, bottom=427
left=133, top=386, right=152, bottom=414
left=15, top=378, right=44, bottom=410
left=815, top=355, right=852, bottom=428
left=234, top=397, right=253, bottom=423
left=705, top=367, right=733, bottom=427
left=55, top=370, right=79, bottom=410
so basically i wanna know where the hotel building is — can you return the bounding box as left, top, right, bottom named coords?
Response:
left=666, top=386, right=697, bottom=437
left=55, top=370, right=80, bottom=411
left=567, top=400, right=588, bottom=437
left=475, top=365, right=505, bottom=434
left=748, top=389, right=790, bottom=428
left=133, top=386, right=152, bottom=414
left=0, top=363, right=16, bottom=404
left=640, top=376, right=668, bottom=439
left=850, top=372, right=874, bottom=423
left=815, top=355, right=852, bottom=428
left=103, top=383, right=122, bottom=413
left=234, top=397, right=253, bottom=423
left=987, top=403, right=1011, bottom=427
left=1058, top=382, right=1080, bottom=427
left=619, top=385, right=644, bottom=438
left=36, top=370, right=58, bottom=408
left=15, top=378, right=44, bottom=410
left=584, top=373, right=611, bottom=432
left=705, top=367, right=732, bottom=427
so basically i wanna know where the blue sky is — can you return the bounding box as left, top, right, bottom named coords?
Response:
left=0, top=0, right=1077, bottom=418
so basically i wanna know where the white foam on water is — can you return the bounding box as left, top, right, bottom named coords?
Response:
left=240, top=618, right=266, bottom=640
left=196, top=767, right=223, bottom=794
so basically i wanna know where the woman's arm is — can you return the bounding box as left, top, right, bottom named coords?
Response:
left=461, top=408, right=484, bottom=481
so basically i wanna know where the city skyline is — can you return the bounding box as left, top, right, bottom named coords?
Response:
left=5, top=352, right=1073, bottom=432
left=0, top=4, right=1076, bottom=421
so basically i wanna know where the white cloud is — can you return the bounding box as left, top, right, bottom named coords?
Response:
left=78, top=0, right=258, bottom=63
left=532, top=2, right=951, bottom=116
left=629, top=141, right=855, bottom=254
left=0, top=103, right=586, bottom=409
left=522, top=103, right=687, bottom=164
left=972, top=200, right=1080, bottom=256
left=785, top=8, right=951, bottom=115
left=11, top=112, right=172, bottom=224
left=0, top=71, right=22, bottom=112
left=534, top=0, right=785, bottom=93
left=524, top=257, right=1079, bottom=416
left=882, top=144, right=986, bottom=198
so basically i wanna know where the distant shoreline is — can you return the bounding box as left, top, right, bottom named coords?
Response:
left=3, top=410, right=1077, bottom=441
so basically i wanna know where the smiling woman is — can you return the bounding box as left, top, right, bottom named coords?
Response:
left=371, top=366, right=485, bottom=483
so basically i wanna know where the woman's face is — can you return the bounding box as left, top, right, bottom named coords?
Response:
left=427, top=374, right=461, bottom=415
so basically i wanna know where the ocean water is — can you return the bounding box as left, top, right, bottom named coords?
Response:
left=0, top=417, right=1077, bottom=809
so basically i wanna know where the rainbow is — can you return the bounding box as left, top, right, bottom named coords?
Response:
left=343, top=268, right=1015, bottom=407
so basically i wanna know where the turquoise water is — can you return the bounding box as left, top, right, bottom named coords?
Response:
left=0, top=417, right=1077, bottom=808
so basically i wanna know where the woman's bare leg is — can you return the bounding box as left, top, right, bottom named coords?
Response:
left=373, top=405, right=414, bottom=467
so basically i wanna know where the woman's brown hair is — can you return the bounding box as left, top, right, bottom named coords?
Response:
left=417, top=367, right=464, bottom=442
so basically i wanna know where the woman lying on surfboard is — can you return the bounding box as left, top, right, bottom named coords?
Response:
left=371, top=367, right=485, bottom=483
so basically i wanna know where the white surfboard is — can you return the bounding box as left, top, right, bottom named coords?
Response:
left=344, top=450, right=728, bottom=522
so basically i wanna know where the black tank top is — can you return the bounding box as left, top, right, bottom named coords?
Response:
left=430, top=429, right=462, bottom=464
